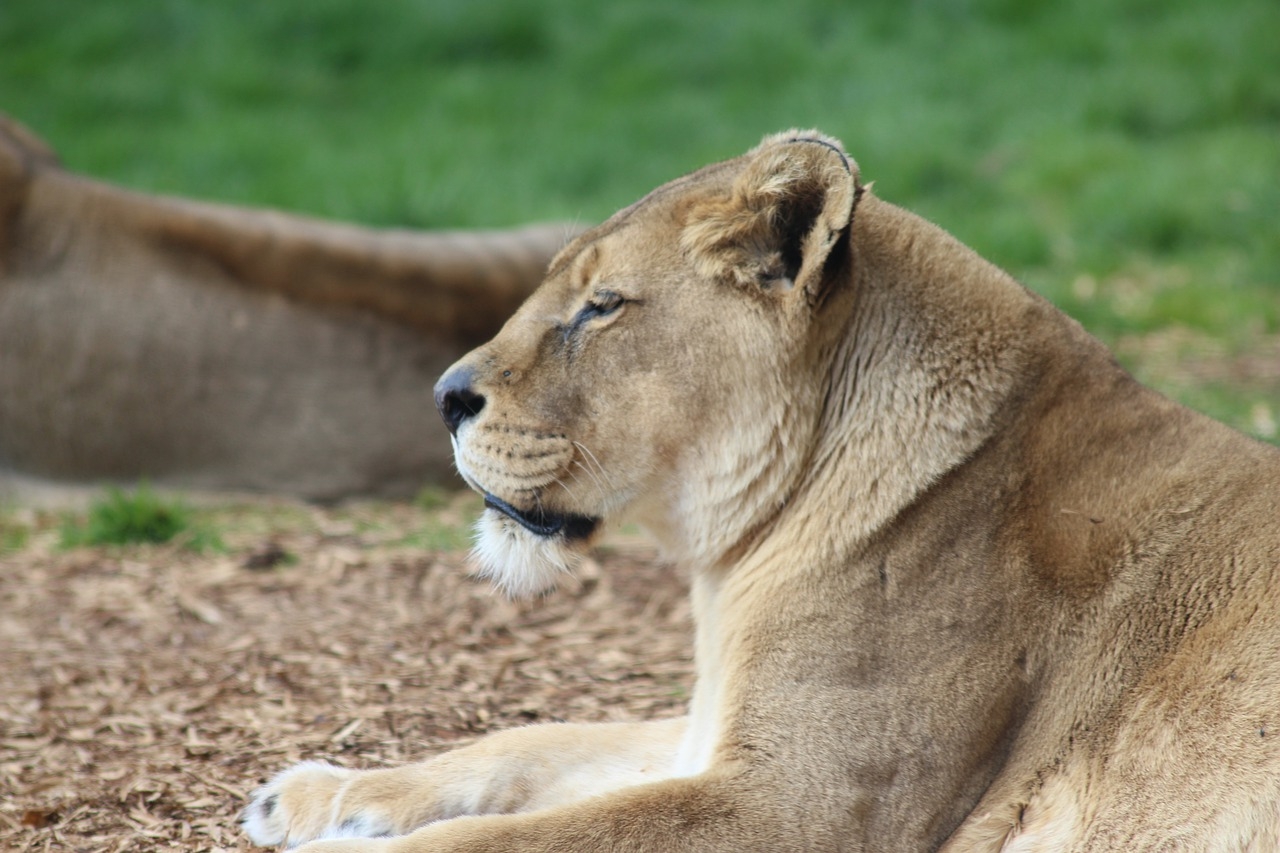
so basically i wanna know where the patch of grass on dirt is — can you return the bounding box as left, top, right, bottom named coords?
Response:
left=0, top=514, right=28, bottom=554
left=414, top=486, right=453, bottom=511
left=397, top=519, right=473, bottom=553
left=59, top=484, right=224, bottom=551
left=397, top=490, right=482, bottom=552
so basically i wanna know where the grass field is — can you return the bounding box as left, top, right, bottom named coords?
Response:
left=2, top=0, right=1278, bottom=434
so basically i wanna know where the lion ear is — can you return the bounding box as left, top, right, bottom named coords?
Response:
left=683, top=130, right=859, bottom=302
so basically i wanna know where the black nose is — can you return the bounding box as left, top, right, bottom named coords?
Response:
left=434, top=367, right=485, bottom=435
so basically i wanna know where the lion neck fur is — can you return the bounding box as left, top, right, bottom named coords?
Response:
left=678, top=190, right=1040, bottom=588
left=672, top=191, right=1048, bottom=776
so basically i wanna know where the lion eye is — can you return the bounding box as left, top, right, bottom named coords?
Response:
left=563, top=291, right=628, bottom=346
left=580, top=290, right=625, bottom=321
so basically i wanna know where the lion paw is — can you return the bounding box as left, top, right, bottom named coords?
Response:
left=241, top=761, right=393, bottom=848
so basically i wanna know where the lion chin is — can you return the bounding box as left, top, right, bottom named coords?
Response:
left=470, top=509, right=590, bottom=598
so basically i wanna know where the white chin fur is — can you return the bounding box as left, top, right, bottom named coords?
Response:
left=471, top=509, right=585, bottom=598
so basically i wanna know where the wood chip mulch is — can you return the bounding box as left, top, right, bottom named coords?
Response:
left=0, top=498, right=692, bottom=852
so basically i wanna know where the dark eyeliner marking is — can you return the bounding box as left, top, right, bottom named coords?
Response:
left=561, top=290, right=628, bottom=350
left=571, top=290, right=625, bottom=330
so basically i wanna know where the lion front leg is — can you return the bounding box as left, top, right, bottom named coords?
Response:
left=286, top=770, right=791, bottom=853
left=241, top=717, right=687, bottom=848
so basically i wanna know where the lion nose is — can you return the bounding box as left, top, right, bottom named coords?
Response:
left=434, top=367, right=486, bottom=436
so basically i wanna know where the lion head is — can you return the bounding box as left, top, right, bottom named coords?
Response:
left=435, top=131, right=862, bottom=595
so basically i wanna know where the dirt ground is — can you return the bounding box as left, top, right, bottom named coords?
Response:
left=0, top=496, right=692, bottom=852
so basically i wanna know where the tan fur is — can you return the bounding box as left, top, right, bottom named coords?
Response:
left=0, top=114, right=573, bottom=499
left=244, top=131, right=1280, bottom=851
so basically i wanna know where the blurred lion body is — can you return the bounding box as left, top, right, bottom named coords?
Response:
left=0, top=115, right=572, bottom=500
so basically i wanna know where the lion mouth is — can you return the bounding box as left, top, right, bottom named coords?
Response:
left=482, top=494, right=599, bottom=541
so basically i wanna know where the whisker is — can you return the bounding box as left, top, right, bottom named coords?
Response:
left=564, top=464, right=591, bottom=491
left=570, top=457, right=606, bottom=497
left=573, top=441, right=617, bottom=493
left=550, top=474, right=580, bottom=504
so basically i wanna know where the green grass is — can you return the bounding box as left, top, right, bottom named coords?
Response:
left=396, top=520, right=473, bottom=554
left=414, top=486, right=454, bottom=512
left=60, top=484, right=224, bottom=551
left=0, top=514, right=28, bottom=554
left=2, top=0, right=1277, bottom=435
left=399, top=490, right=482, bottom=551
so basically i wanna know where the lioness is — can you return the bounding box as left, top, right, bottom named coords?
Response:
left=243, top=132, right=1280, bottom=851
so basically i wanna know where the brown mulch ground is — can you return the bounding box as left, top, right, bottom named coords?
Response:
left=0, top=496, right=692, bottom=852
